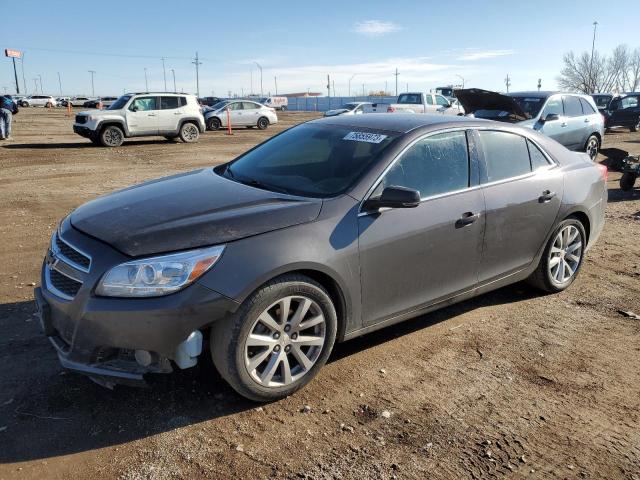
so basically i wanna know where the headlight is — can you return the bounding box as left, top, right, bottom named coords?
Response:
left=96, top=245, right=225, bottom=297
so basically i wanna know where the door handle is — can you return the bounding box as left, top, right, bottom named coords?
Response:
left=561, top=122, right=567, bottom=127
left=456, top=212, right=480, bottom=228
left=539, top=190, right=556, bottom=203
left=584, top=118, right=590, bottom=123
left=147, top=113, right=156, bottom=116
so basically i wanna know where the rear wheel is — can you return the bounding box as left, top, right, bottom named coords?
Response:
left=620, top=172, right=637, bottom=191
left=585, top=134, right=599, bottom=161
left=210, top=274, right=337, bottom=402
left=207, top=117, right=221, bottom=131
left=257, top=116, right=269, bottom=130
left=631, top=120, right=639, bottom=133
left=46, top=102, right=53, bottom=108
left=527, top=218, right=586, bottom=293
left=99, top=125, right=124, bottom=147
left=179, top=122, right=200, bottom=143
left=21, top=101, right=29, bottom=107
left=280, top=106, right=286, bottom=111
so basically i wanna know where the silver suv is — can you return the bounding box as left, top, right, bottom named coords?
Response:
left=73, top=93, right=205, bottom=147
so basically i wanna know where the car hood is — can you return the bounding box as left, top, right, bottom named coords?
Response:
left=324, top=109, right=350, bottom=117
left=454, top=88, right=529, bottom=122
left=70, top=168, right=323, bottom=257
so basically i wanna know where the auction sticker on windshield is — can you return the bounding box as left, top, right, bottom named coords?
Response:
left=343, top=132, right=388, bottom=143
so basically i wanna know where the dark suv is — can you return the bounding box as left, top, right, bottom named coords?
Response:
left=604, top=93, right=640, bottom=132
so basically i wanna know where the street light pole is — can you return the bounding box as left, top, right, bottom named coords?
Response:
left=144, top=68, right=148, bottom=91
left=88, top=70, right=95, bottom=96
left=348, top=73, right=358, bottom=97
left=394, top=68, right=399, bottom=96
left=254, top=62, right=263, bottom=97
left=589, top=21, right=598, bottom=93
left=161, top=57, right=167, bottom=91
left=57, top=72, right=63, bottom=96
left=38, top=74, right=43, bottom=93
left=455, top=74, right=465, bottom=89
left=171, top=68, right=176, bottom=92
left=274, top=76, right=278, bottom=95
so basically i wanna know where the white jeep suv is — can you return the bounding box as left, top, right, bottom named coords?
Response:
left=21, top=95, right=56, bottom=108
left=73, top=93, right=206, bottom=147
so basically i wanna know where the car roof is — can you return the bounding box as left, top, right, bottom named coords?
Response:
left=310, top=113, right=490, bottom=134
left=127, top=92, right=193, bottom=96
left=508, top=91, right=554, bottom=97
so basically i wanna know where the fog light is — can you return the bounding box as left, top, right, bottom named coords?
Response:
left=135, top=349, right=152, bottom=367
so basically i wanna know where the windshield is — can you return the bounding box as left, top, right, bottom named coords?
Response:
left=397, top=93, right=421, bottom=104
left=436, top=88, right=453, bottom=97
left=108, top=95, right=131, bottom=110
left=510, top=96, right=547, bottom=118
left=341, top=103, right=357, bottom=110
left=259, top=98, right=268, bottom=103
left=212, top=100, right=231, bottom=110
left=222, top=124, right=399, bottom=197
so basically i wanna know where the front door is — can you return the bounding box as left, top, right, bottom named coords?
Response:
left=222, top=101, right=246, bottom=127
left=476, top=129, right=563, bottom=282
left=358, top=130, right=485, bottom=326
left=537, top=95, right=568, bottom=146
left=126, top=96, right=159, bottom=135
left=611, top=95, right=640, bottom=128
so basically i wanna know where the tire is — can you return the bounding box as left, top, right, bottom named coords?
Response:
left=46, top=102, right=53, bottom=108
left=526, top=218, right=586, bottom=293
left=210, top=274, right=338, bottom=402
left=99, top=125, right=124, bottom=147
left=280, top=106, right=286, bottom=112
left=257, top=116, right=269, bottom=130
left=21, top=101, right=29, bottom=107
left=584, top=134, right=599, bottom=161
left=179, top=122, right=200, bottom=143
left=631, top=120, right=639, bottom=133
left=620, top=172, right=637, bottom=191
left=207, top=117, right=221, bottom=131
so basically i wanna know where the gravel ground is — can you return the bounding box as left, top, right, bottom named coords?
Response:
left=0, top=108, right=639, bottom=480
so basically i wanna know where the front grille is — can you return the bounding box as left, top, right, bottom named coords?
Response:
left=49, top=269, right=82, bottom=298
left=75, top=115, right=87, bottom=124
left=55, top=234, right=90, bottom=270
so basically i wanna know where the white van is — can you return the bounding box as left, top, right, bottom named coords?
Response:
left=259, top=96, right=288, bottom=111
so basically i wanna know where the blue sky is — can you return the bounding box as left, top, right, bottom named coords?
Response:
left=2, top=0, right=639, bottom=97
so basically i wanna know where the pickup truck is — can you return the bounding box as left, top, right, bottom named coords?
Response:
left=385, top=92, right=464, bottom=115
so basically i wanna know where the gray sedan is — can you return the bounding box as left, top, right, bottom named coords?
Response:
left=35, top=115, right=606, bottom=401
left=204, top=100, right=278, bottom=131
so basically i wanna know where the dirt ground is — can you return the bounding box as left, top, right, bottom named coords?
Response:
left=0, top=108, right=639, bottom=480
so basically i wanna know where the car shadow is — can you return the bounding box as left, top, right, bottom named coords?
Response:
left=2, top=139, right=183, bottom=150
left=0, top=281, right=538, bottom=463
left=607, top=186, right=640, bottom=202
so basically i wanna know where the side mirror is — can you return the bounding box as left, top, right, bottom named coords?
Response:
left=540, top=113, right=559, bottom=123
left=363, top=186, right=421, bottom=211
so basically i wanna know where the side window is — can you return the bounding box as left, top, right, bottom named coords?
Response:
left=376, top=131, right=470, bottom=199
left=242, top=102, right=259, bottom=110
left=478, top=130, right=531, bottom=182
left=229, top=102, right=243, bottom=111
left=435, top=95, right=449, bottom=106
left=621, top=96, right=639, bottom=109
left=527, top=139, right=551, bottom=171
left=579, top=98, right=596, bottom=114
left=129, top=96, right=157, bottom=111
left=160, top=96, right=180, bottom=109
left=541, top=96, right=563, bottom=117
left=179, top=97, right=187, bottom=107
left=563, top=96, right=583, bottom=117
left=425, top=96, right=434, bottom=105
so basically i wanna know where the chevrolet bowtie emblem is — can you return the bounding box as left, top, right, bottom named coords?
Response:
left=46, top=249, right=59, bottom=269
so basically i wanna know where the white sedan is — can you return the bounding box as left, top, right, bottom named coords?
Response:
left=204, top=100, right=278, bottom=131
left=324, top=102, right=372, bottom=117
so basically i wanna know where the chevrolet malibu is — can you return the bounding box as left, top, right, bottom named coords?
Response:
left=35, top=115, right=607, bottom=401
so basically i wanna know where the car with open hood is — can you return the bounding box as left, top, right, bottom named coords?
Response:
left=456, top=89, right=604, bottom=160
left=323, top=102, right=371, bottom=117
left=35, top=114, right=606, bottom=401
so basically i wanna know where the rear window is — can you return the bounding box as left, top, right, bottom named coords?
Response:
left=397, top=94, right=422, bottom=104
left=160, top=96, right=180, bottom=109
left=579, top=98, right=596, bottom=114
left=478, top=130, right=531, bottom=182
left=527, top=140, right=551, bottom=170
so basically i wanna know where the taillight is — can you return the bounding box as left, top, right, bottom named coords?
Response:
left=596, top=163, right=608, bottom=181
left=387, top=106, right=395, bottom=113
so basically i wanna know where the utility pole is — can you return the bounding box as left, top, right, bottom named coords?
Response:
left=57, top=72, right=62, bottom=96
left=327, top=74, right=331, bottom=98
left=332, top=80, right=335, bottom=97
left=21, top=55, right=26, bottom=95
left=88, top=70, right=96, bottom=96
left=589, top=21, right=598, bottom=93
left=38, top=74, right=43, bottom=93
left=254, top=62, right=263, bottom=97
left=192, top=52, right=202, bottom=98
left=144, top=68, right=148, bottom=91
left=274, top=76, right=278, bottom=95
left=362, top=83, right=365, bottom=97
left=171, top=68, right=176, bottom=91
left=504, top=74, right=511, bottom=93
left=250, top=69, right=253, bottom=96
left=161, top=57, right=167, bottom=91
left=394, top=68, right=399, bottom=96
left=348, top=73, right=358, bottom=97
left=537, top=78, right=542, bottom=92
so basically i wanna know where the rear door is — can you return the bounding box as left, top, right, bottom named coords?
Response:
left=242, top=101, right=262, bottom=125
left=157, top=95, right=184, bottom=133
left=125, top=96, right=159, bottom=135
left=358, top=129, right=485, bottom=326
left=476, top=129, right=563, bottom=282
left=562, top=95, right=587, bottom=149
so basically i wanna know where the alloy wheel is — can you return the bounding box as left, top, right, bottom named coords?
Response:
left=103, top=127, right=122, bottom=146
left=548, top=225, right=583, bottom=284
left=182, top=124, right=198, bottom=141
left=244, top=295, right=326, bottom=388
left=586, top=136, right=599, bottom=161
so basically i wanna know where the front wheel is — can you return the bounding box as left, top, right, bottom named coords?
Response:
left=526, top=218, right=586, bottom=293
left=585, top=134, right=599, bottom=161
left=207, top=117, right=221, bottom=131
left=99, top=125, right=124, bottom=147
left=210, top=274, right=337, bottom=402
left=21, top=101, right=29, bottom=107
left=179, top=122, right=200, bottom=143
left=620, top=172, right=637, bottom=191
left=631, top=120, right=639, bottom=133
left=280, top=106, right=286, bottom=111
left=257, top=116, right=269, bottom=130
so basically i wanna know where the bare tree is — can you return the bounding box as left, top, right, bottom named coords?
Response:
left=557, top=44, right=639, bottom=93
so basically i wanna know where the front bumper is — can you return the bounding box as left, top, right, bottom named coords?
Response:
left=35, top=220, right=240, bottom=385
left=73, top=124, right=94, bottom=139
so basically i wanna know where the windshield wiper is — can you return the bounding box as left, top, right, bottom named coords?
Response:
left=243, top=178, right=294, bottom=195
